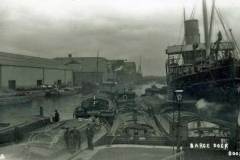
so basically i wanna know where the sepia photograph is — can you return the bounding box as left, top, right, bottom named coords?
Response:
left=0, top=0, right=239, bottom=159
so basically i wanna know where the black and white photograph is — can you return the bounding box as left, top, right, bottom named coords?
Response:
left=0, top=0, right=239, bottom=159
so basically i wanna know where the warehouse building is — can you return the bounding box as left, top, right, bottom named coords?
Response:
left=0, top=52, right=73, bottom=90
left=54, top=55, right=113, bottom=85
left=55, top=55, right=142, bottom=85
left=109, top=60, right=142, bottom=84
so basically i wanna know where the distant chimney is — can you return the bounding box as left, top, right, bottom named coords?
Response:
left=68, top=54, right=72, bottom=58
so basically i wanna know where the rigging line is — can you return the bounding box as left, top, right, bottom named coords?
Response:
left=205, top=7, right=226, bottom=94
left=176, top=8, right=186, bottom=65
left=177, top=20, right=184, bottom=45
left=229, top=29, right=240, bottom=58
left=176, top=36, right=186, bottom=65
left=177, top=7, right=186, bottom=45
left=216, top=9, right=240, bottom=81
left=215, top=7, right=231, bottom=41
left=213, top=11, right=220, bottom=38
left=217, top=7, right=231, bottom=31
left=219, top=18, right=240, bottom=59
left=217, top=7, right=240, bottom=58
left=190, top=6, right=196, bottom=19
left=214, top=7, right=240, bottom=59
left=223, top=11, right=240, bottom=58
left=190, top=0, right=198, bottom=19
left=215, top=14, right=220, bottom=32
left=232, top=36, right=240, bottom=59
left=215, top=14, right=233, bottom=59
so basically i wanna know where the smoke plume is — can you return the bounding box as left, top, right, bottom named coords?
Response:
left=195, top=98, right=224, bottom=116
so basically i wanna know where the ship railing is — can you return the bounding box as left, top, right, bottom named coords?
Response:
left=168, top=62, right=238, bottom=81
left=166, top=42, right=234, bottom=55
left=167, top=64, right=195, bottom=78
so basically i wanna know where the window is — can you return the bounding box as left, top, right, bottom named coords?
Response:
left=37, top=80, right=43, bottom=87
left=8, top=80, right=16, bottom=90
left=57, top=80, right=62, bottom=86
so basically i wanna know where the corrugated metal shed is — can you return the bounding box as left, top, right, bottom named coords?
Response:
left=0, top=52, right=71, bottom=70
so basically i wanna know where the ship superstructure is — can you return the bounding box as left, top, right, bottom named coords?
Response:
left=166, top=0, right=240, bottom=105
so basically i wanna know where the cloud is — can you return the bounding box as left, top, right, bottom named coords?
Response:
left=0, top=0, right=239, bottom=76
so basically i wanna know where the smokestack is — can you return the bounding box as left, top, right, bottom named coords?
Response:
left=184, top=19, right=200, bottom=45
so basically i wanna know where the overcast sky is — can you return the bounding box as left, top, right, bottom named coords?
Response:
left=0, top=0, right=240, bottom=76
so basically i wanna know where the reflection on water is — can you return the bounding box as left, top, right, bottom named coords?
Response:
left=0, top=94, right=83, bottom=125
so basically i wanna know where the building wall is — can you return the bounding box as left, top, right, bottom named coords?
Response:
left=1, top=66, right=43, bottom=88
left=0, top=65, right=73, bottom=89
left=55, top=57, right=114, bottom=85
left=44, top=69, right=73, bottom=85
left=73, top=72, right=103, bottom=85
left=73, top=57, right=109, bottom=73
left=102, top=72, right=116, bottom=82
left=55, top=57, right=140, bottom=85
left=65, top=70, right=73, bottom=85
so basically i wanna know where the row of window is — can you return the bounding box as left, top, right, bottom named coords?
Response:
left=8, top=80, right=62, bottom=90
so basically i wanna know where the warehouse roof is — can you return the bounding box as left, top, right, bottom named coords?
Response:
left=54, top=57, right=109, bottom=72
left=0, top=52, right=71, bottom=70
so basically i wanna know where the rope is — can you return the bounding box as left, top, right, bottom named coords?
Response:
left=216, top=7, right=240, bottom=59
left=177, top=17, right=184, bottom=45
left=190, top=6, right=196, bottom=19
left=215, top=8, right=231, bottom=41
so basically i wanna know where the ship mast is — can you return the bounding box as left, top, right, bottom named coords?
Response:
left=183, top=8, right=186, bottom=44
left=138, top=56, right=142, bottom=74
left=202, top=0, right=210, bottom=58
left=208, top=0, right=215, bottom=45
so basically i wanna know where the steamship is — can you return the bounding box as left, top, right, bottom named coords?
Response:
left=166, top=0, right=240, bottom=105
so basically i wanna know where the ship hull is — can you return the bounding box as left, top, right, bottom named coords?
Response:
left=168, top=63, right=240, bottom=100
left=167, top=63, right=240, bottom=120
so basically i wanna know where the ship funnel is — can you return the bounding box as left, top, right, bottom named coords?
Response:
left=184, top=19, right=200, bottom=45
